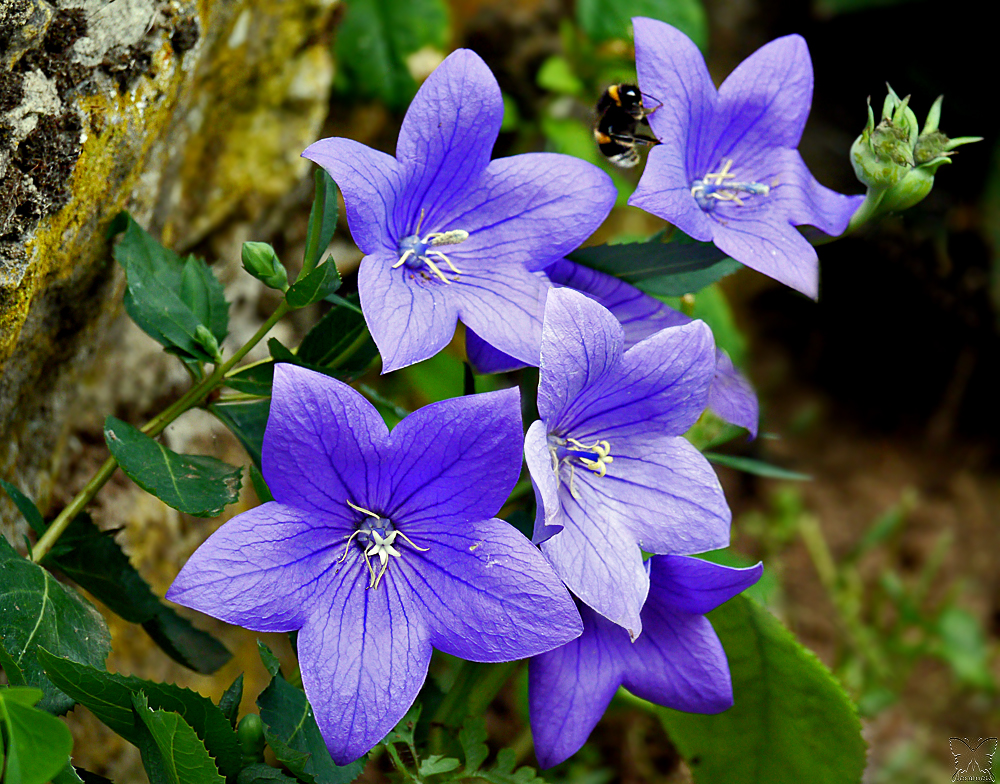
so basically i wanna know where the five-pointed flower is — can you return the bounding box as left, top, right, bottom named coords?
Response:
left=467, top=260, right=758, bottom=436
left=524, top=288, right=731, bottom=639
left=167, top=364, right=582, bottom=764
left=628, top=18, right=864, bottom=299
left=529, top=555, right=762, bottom=768
left=302, top=49, right=616, bottom=373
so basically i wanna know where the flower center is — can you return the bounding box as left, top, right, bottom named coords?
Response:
left=339, top=500, right=429, bottom=588
left=690, top=159, right=770, bottom=211
left=393, top=211, right=469, bottom=284
left=547, top=435, right=614, bottom=499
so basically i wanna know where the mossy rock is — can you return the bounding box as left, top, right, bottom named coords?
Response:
left=0, top=0, right=337, bottom=532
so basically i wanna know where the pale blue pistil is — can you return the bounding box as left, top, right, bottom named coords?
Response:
left=341, top=501, right=429, bottom=589
left=691, top=159, right=770, bottom=212
left=393, top=220, right=470, bottom=284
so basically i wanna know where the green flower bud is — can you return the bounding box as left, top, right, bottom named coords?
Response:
left=242, top=241, right=289, bottom=291
left=847, top=89, right=982, bottom=231
left=238, top=713, right=266, bottom=764
left=850, top=86, right=916, bottom=190
left=194, top=324, right=223, bottom=363
left=880, top=95, right=982, bottom=213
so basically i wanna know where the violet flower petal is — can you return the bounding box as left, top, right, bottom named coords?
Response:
left=298, top=559, right=433, bottom=765
left=166, top=502, right=344, bottom=632
left=713, top=35, right=812, bottom=160
left=381, top=388, right=522, bottom=525
left=358, top=251, right=460, bottom=373
left=564, top=319, right=716, bottom=444
left=528, top=604, right=623, bottom=769
left=629, top=143, right=716, bottom=243
left=449, top=262, right=551, bottom=366
left=264, top=363, right=389, bottom=518
left=623, top=604, right=733, bottom=713
left=540, top=490, right=648, bottom=639
left=633, top=18, right=717, bottom=168
left=398, top=517, right=582, bottom=661
left=535, top=287, right=626, bottom=430
left=650, top=554, right=764, bottom=615
left=629, top=17, right=863, bottom=299
left=529, top=550, right=760, bottom=767
left=546, top=259, right=689, bottom=346
left=300, top=138, right=400, bottom=255
left=524, top=420, right=564, bottom=544
left=709, top=349, right=759, bottom=436
left=465, top=328, right=526, bottom=374
left=573, top=437, right=731, bottom=555
left=544, top=260, right=758, bottom=434
left=447, top=154, right=615, bottom=273
left=393, top=49, right=502, bottom=231
left=780, top=149, right=865, bottom=237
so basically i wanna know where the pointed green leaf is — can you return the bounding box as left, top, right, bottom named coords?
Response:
left=418, top=755, right=461, bottom=776
left=36, top=650, right=242, bottom=778
left=0, top=539, right=111, bottom=714
left=298, top=296, right=376, bottom=379
left=256, top=672, right=365, bottom=784
left=44, top=513, right=229, bottom=674
left=224, top=360, right=274, bottom=395
left=656, top=595, right=866, bottom=784
left=286, top=264, right=342, bottom=309
left=249, top=464, right=274, bottom=503
left=238, top=763, right=301, bottom=783
left=0, top=687, right=74, bottom=784
left=140, top=608, right=232, bottom=675
left=458, top=717, right=489, bottom=773
left=180, top=255, right=229, bottom=345
left=704, top=453, right=812, bottom=481
left=302, top=171, right=340, bottom=274
left=111, top=213, right=221, bottom=362
left=104, top=416, right=242, bottom=517
left=567, top=241, right=741, bottom=296
left=131, top=692, right=226, bottom=784
left=218, top=674, right=244, bottom=729
left=209, top=398, right=271, bottom=468
left=257, top=641, right=282, bottom=678
left=0, top=639, right=27, bottom=685
left=0, top=480, right=46, bottom=536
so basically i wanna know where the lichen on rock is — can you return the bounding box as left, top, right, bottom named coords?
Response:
left=1, top=0, right=338, bottom=535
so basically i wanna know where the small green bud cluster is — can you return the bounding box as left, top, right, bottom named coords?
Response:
left=242, top=241, right=289, bottom=291
left=848, top=86, right=981, bottom=230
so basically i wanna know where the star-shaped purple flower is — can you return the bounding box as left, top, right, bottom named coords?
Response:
left=302, top=49, right=616, bottom=372
left=467, top=260, right=758, bottom=436
left=167, top=364, right=582, bottom=764
left=628, top=18, right=863, bottom=299
left=524, top=288, right=731, bottom=638
left=529, top=555, right=762, bottom=768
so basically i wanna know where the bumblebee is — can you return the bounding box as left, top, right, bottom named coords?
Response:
left=593, top=83, right=659, bottom=168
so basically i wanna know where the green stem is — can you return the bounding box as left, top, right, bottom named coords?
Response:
left=845, top=188, right=886, bottom=235
left=31, top=301, right=290, bottom=563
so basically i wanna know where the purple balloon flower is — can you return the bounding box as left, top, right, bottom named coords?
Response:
left=628, top=18, right=863, bottom=299
left=302, top=49, right=616, bottom=373
left=467, top=260, right=759, bottom=435
left=524, top=288, right=731, bottom=638
left=167, top=364, right=582, bottom=764
left=529, top=555, right=763, bottom=768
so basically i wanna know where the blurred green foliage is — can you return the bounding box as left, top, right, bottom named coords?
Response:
left=333, top=0, right=450, bottom=111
